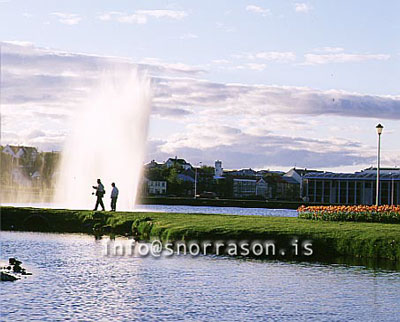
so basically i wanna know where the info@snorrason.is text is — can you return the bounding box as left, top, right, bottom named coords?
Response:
left=103, top=239, right=313, bottom=258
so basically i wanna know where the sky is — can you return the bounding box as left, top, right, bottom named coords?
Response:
left=1, top=0, right=399, bottom=172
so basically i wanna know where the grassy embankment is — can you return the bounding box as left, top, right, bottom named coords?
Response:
left=1, top=206, right=400, bottom=265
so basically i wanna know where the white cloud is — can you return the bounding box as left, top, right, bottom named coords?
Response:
left=1, top=42, right=205, bottom=77
left=249, top=51, right=296, bottom=62
left=97, top=9, right=187, bottom=24
left=2, top=42, right=399, bottom=169
left=149, top=123, right=374, bottom=169
left=304, top=53, right=390, bottom=65
left=136, top=10, right=187, bottom=20
left=246, top=63, right=267, bottom=71
left=180, top=33, right=198, bottom=40
left=313, top=47, right=344, bottom=53
left=118, top=14, right=147, bottom=24
left=2, top=42, right=398, bottom=121
left=51, top=12, right=82, bottom=25
left=216, top=22, right=236, bottom=33
left=212, top=59, right=230, bottom=64
left=97, top=12, right=117, bottom=21
left=151, top=77, right=400, bottom=121
left=225, top=52, right=296, bottom=70
left=138, top=57, right=206, bottom=75
left=294, top=3, right=312, bottom=13
left=246, top=5, right=271, bottom=16
left=2, top=40, right=33, bottom=46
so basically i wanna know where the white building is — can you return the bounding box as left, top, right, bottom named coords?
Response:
left=165, top=157, right=192, bottom=170
left=147, top=180, right=167, bottom=195
left=214, top=160, right=224, bottom=179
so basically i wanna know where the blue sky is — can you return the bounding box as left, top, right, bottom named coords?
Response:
left=1, top=0, right=399, bottom=171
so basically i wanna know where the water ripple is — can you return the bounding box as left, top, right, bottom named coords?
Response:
left=1, top=231, right=399, bottom=321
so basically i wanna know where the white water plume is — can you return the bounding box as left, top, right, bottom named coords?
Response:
left=54, top=70, right=152, bottom=210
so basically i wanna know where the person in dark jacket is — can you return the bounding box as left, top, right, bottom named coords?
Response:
left=92, top=178, right=105, bottom=211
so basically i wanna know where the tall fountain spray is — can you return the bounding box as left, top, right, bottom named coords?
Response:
left=54, top=70, right=152, bottom=210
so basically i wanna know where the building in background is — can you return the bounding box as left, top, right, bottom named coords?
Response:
left=144, top=178, right=167, bottom=195
left=255, top=178, right=270, bottom=198
left=280, top=168, right=323, bottom=200
left=165, top=157, right=192, bottom=170
left=145, top=160, right=163, bottom=169
left=177, top=172, right=195, bottom=183
left=214, top=160, right=224, bottom=179
left=2, top=145, right=38, bottom=167
left=304, top=167, right=400, bottom=205
left=233, top=178, right=271, bottom=199
left=275, top=176, right=300, bottom=201
left=225, top=168, right=257, bottom=177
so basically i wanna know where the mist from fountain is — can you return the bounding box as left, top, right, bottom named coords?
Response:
left=54, top=70, right=152, bottom=210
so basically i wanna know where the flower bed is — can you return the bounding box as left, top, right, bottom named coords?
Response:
left=298, top=205, right=400, bottom=223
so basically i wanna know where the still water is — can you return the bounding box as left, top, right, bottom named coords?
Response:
left=2, top=203, right=298, bottom=217
left=136, top=204, right=298, bottom=217
left=1, top=231, right=400, bottom=321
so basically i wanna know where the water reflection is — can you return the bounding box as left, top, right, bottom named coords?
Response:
left=1, top=231, right=399, bottom=321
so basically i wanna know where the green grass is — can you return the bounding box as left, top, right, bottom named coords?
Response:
left=1, top=206, right=400, bottom=263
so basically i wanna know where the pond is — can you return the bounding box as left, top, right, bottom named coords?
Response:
left=1, top=231, right=400, bottom=321
left=136, top=204, right=298, bottom=217
left=2, top=203, right=298, bottom=217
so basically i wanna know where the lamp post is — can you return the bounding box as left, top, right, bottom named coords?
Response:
left=390, top=172, right=394, bottom=206
left=194, top=161, right=202, bottom=199
left=375, top=124, right=383, bottom=206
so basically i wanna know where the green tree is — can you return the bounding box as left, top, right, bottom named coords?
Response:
left=167, top=167, right=183, bottom=194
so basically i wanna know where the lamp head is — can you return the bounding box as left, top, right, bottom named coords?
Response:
left=376, top=123, right=383, bottom=135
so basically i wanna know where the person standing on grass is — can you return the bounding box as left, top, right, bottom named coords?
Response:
left=92, top=178, right=105, bottom=211
left=110, top=182, right=119, bottom=211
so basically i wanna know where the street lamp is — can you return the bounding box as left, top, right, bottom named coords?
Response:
left=390, top=172, right=394, bottom=206
left=375, top=123, right=383, bottom=206
left=194, top=161, right=202, bottom=199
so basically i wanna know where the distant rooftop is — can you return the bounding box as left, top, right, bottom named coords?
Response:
left=304, top=168, right=400, bottom=181
left=362, top=166, right=400, bottom=172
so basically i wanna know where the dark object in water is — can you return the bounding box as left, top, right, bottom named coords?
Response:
left=13, top=264, right=22, bottom=273
left=21, top=269, right=32, bottom=276
left=9, top=258, right=21, bottom=266
left=1, top=271, right=18, bottom=281
left=1, top=258, right=32, bottom=281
